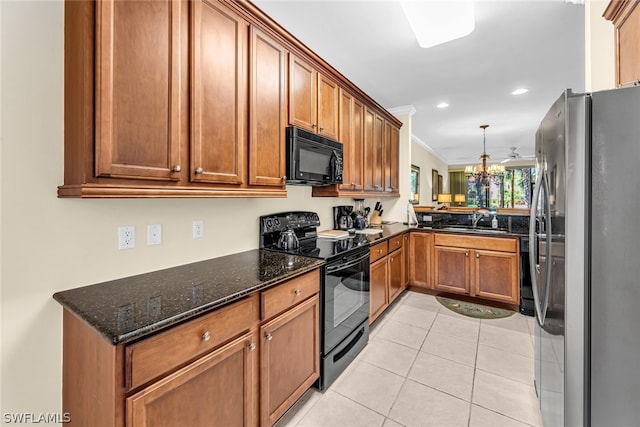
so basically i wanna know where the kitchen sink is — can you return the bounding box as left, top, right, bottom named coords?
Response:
left=437, top=227, right=509, bottom=235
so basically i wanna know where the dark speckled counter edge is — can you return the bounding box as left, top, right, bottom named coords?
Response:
left=53, top=250, right=324, bottom=345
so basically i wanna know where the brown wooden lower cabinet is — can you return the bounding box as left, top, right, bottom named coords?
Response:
left=433, top=234, right=520, bottom=305
left=409, top=232, right=434, bottom=289
left=433, top=246, right=470, bottom=295
left=260, top=295, right=320, bottom=427
left=369, top=256, right=388, bottom=323
left=127, top=331, right=258, bottom=427
left=369, top=236, right=405, bottom=324
left=61, top=269, right=320, bottom=427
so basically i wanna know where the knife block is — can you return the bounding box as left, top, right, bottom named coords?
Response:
left=370, top=211, right=382, bottom=226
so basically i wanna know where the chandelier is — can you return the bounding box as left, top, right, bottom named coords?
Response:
left=464, top=124, right=505, bottom=187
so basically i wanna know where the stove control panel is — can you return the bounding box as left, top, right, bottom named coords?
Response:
left=260, top=211, right=320, bottom=233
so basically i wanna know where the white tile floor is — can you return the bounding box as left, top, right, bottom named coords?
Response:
left=275, top=291, right=543, bottom=427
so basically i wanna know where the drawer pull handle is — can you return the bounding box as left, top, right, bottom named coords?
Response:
left=294, top=289, right=301, bottom=296
left=201, top=331, right=211, bottom=342
left=248, top=342, right=256, bottom=351
left=265, top=333, right=273, bottom=341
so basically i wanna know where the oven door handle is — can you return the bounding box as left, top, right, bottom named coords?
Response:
left=326, top=252, right=370, bottom=273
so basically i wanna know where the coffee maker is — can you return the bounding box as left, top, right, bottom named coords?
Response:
left=333, top=205, right=354, bottom=232
left=351, top=199, right=370, bottom=230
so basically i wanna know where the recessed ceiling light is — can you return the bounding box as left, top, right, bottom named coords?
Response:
left=437, top=102, right=449, bottom=109
left=512, top=88, right=529, bottom=95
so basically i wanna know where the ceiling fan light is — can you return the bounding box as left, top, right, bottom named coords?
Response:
left=401, top=1, right=475, bottom=49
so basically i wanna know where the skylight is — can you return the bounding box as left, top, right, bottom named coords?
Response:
left=401, top=1, right=475, bottom=49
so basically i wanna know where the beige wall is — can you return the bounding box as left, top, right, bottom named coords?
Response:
left=586, top=0, right=616, bottom=91
left=0, top=1, right=389, bottom=419
left=411, top=141, right=448, bottom=207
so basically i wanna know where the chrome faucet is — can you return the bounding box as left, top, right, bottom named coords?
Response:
left=472, top=210, right=490, bottom=228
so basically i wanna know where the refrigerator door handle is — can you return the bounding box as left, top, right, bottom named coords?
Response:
left=529, top=169, right=551, bottom=326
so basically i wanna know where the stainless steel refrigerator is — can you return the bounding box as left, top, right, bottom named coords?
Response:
left=530, top=86, right=640, bottom=427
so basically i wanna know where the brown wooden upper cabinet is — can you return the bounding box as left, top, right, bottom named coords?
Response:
left=60, top=0, right=399, bottom=198
left=288, top=55, right=339, bottom=140
left=604, top=0, right=640, bottom=87
left=93, top=0, right=183, bottom=183
left=338, top=89, right=364, bottom=191
left=191, top=0, right=247, bottom=185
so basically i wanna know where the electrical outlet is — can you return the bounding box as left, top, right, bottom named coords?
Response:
left=118, top=226, right=135, bottom=250
left=193, top=220, right=204, bottom=239
left=147, top=224, right=162, bottom=246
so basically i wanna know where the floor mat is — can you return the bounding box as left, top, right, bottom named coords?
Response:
left=436, top=296, right=515, bottom=319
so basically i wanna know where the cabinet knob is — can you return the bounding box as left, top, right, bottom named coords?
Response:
left=248, top=342, right=256, bottom=351
left=377, top=249, right=383, bottom=254
left=201, top=331, right=211, bottom=342
left=319, top=126, right=324, bottom=131
left=351, top=182, right=357, bottom=187
left=294, top=289, right=301, bottom=296
left=265, top=333, right=273, bottom=341
left=476, top=252, right=480, bottom=258
left=282, top=176, right=287, bottom=181
left=195, top=167, right=204, bottom=174
left=311, top=123, right=317, bottom=128
left=465, top=252, right=469, bottom=257
left=374, top=185, right=380, bottom=189
left=172, top=165, right=181, bottom=172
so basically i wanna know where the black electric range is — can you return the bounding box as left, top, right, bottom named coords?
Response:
left=259, top=211, right=371, bottom=390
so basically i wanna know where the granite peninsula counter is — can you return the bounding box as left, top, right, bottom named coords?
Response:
left=53, top=249, right=324, bottom=345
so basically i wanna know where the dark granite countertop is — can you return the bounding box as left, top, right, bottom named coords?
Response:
left=53, top=250, right=324, bottom=345
left=412, top=225, right=527, bottom=238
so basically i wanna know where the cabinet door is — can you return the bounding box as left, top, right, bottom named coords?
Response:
left=127, top=331, right=258, bottom=427
left=95, top=0, right=182, bottom=181
left=351, top=98, right=365, bottom=190
left=338, top=90, right=355, bottom=191
left=388, top=248, right=404, bottom=304
left=191, top=0, right=247, bottom=184
left=249, top=27, right=286, bottom=187
left=410, top=233, right=433, bottom=289
left=369, top=257, right=388, bottom=324
left=261, top=295, right=319, bottom=427
left=472, top=250, right=519, bottom=304
left=288, top=55, right=317, bottom=132
left=386, top=124, right=400, bottom=194
left=402, top=233, right=410, bottom=287
left=364, top=109, right=384, bottom=191
left=317, top=73, right=339, bottom=140
left=434, top=246, right=470, bottom=295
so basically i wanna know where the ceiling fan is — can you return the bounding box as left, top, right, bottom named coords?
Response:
left=500, top=147, right=535, bottom=163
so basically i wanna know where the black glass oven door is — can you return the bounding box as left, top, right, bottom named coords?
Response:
left=323, top=249, right=370, bottom=354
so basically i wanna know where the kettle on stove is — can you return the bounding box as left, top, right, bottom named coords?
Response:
left=277, top=228, right=299, bottom=250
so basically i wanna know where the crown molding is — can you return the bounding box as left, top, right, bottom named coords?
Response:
left=387, top=105, right=417, bottom=117
left=411, top=134, right=449, bottom=164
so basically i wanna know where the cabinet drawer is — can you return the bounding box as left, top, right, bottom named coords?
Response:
left=388, top=235, right=403, bottom=253
left=370, top=241, right=388, bottom=263
left=125, top=294, right=259, bottom=390
left=261, top=269, right=320, bottom=320
left=434, top=234, right=518, bottom=253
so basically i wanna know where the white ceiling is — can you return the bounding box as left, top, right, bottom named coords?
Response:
left=253, top=0, right=585, bottom=166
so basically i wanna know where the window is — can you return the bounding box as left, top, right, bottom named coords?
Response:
left=464, top=167, right=535, bottom=209
left=410, top=165, right=420, bottom=204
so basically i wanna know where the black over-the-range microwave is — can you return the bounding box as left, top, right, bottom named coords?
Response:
left=286, top=126, right=343, bottom=186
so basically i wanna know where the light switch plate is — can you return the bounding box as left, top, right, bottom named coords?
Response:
left=147, top=224, right=162, bottom=245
